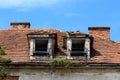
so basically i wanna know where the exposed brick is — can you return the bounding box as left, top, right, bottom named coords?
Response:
left=0, top=24, right=120, bottom=63
left=10, top=22, right=30, bottom=30
left=88, top=27, right=110, bottom=40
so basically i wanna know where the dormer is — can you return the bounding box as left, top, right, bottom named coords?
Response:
left=28, top=31, right=56, bottom=60
left=66, top=32, right=91, bottom=60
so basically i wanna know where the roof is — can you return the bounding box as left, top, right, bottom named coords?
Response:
left=0, top=27, right=120, bottom=64
left=10, top=22, right=30, bottom=26
left=88, top=27, right=110, bottom=29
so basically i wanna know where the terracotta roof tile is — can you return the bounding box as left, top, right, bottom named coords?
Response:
left=0, top=28, right=120, bottom=64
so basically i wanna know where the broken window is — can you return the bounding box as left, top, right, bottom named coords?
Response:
left=35, top=40, right=48, bottom=51
left=71, top=39, right=86, bottom=56
left=28, top=34, right=55, bottom=60
left=67, top=36, right=90, bottom=60
left=34, top=39, right=48, bottom=55
left=72, top=39, right=85, bottom=52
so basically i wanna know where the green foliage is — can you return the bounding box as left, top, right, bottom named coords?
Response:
left=0, top=56, right=11, bottom=63
left=49, top=58, right=72, bottom=67
left=0, top=66, right=7, bottom=76
left=0, top=46, right=11, bottom=63
left=0, top=46, right=7, bottom=55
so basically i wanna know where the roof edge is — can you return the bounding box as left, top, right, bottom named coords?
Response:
left=10, top=22, right=30, bottom=26
left=0, top=62, right=120, bottom=68
left=88, top=27, right=110, bottom=29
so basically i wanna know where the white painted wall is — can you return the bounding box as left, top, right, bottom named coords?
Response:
left=8, top=67, right=120, bottom=80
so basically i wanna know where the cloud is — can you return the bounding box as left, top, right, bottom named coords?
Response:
left=0, top=0, right=62, bottom=8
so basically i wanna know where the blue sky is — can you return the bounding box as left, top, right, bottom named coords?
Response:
left=0, top=0, right=120, bottom=41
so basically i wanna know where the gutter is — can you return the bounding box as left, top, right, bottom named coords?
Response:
left=0, top=62, right=120, bottom=69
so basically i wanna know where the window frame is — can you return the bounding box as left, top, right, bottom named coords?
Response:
left=67, top=37, right=90, bottom=60
left=70, top=38, right=86, bottom=58
left=29, top=36, right=55, bottom=60
left=33, top=38, right=49, bottom=55
left=71, top=38, right=86, bottom=54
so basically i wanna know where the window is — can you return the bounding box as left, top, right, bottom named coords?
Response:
left=71, top=39, right=85, bottom=56
left=28, top=34, right=55, bottom=60
left=72, top=39, right=85, bottom=52
left=33, top=39, right=48, bottom=56
left=67, top=37, right=90, bottom=60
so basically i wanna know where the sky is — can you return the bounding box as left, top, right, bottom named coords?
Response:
left=0, top=0, right=120, bottom=41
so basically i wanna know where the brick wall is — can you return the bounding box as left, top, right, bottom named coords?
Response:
left=88, top=27, right=110, bottom=40
left=0, top=76, right=19, bottom=80
left=10, top=22, right=30, bottom=30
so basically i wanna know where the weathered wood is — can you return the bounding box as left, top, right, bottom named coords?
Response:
left=85, top=38, right=90, bottom=60
left=30, top=39, right=34, bottom=56
left=47, top=38, right=53, bottom=59
left=67, top=38, right=72, bottom=59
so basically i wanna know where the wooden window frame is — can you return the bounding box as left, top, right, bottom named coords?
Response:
left=30, top=37, right=55, bottom=60
left=67, top=37, right=90, bottom=60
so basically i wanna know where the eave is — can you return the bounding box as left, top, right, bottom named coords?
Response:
left=0, top=62, right=120, bottom=69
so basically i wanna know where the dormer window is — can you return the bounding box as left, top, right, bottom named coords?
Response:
left=33, top=39, right=48, bottom=55
left=67, top=34, right=90, bottom=60
left=72, top=39, right=85, bottom=54
left=28, top=34, right=55, bottom=60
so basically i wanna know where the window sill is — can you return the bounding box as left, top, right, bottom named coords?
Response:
left=30, top=55, right=50, bottom=60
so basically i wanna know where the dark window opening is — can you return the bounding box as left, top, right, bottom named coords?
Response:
left=71, top=39, right=86, bottom=56
left=35, top=40, right=48, bottom=51
left=71, top=53, right=85, bottom=56
left=34, top=39, right=48, bottom=55
left=33, top=53, right=49, bottom=56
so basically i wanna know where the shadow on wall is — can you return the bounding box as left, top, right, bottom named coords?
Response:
left=90, top=48, right=101, bottom=58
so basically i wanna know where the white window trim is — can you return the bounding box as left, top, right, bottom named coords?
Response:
left=67, top=38, right=90, bottom=60
left=30, top=39, right=34, bottom=56
left=34, top=38, right=49, bottom=53
left=85, top=38, right=90, bottom=60
left=67, top=38, right=72, bottom=59
left=30, top=38, right=54, bottom=60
